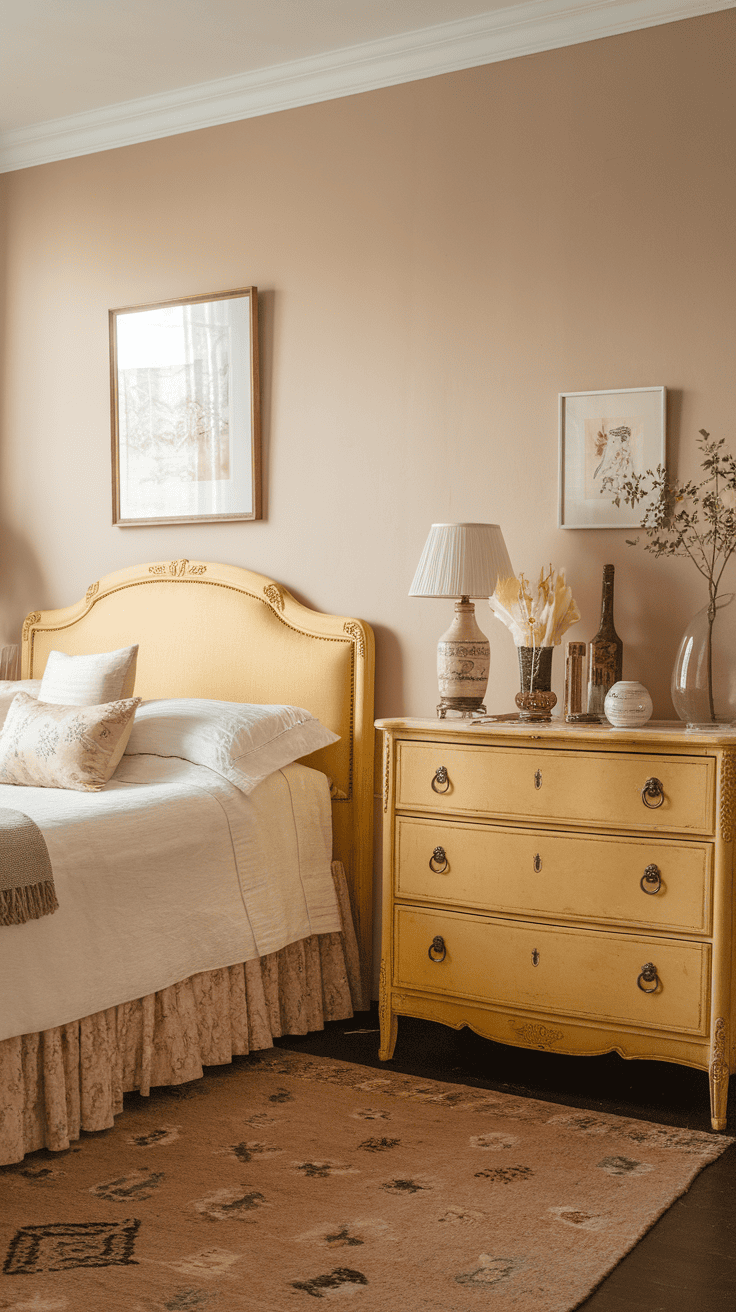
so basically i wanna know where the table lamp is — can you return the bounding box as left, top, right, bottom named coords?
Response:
left=409, top=522, right=514, bottom=717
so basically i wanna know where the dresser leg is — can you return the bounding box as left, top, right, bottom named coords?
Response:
left=379, top=1011, right=398, bottom=1061
left=378, top=960, right=397, bottom=1060
left=709, top=1017, right=730, bottom=1131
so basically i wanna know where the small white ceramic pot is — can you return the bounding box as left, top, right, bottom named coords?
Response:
left=604, top=680, right=653, bottom=727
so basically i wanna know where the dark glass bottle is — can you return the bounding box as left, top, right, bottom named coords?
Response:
left=587, top=564, right=623, bottom=718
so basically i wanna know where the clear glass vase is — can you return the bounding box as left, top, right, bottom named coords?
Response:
left=671, top=592, right=736, bottom=728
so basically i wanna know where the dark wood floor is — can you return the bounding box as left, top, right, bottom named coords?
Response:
left=276, top=1007, right=736, bottom=1311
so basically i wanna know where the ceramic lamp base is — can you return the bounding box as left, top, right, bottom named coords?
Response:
left=437, top=697, right=487, bottom=719
left=436, top=598, right=490, bottom=718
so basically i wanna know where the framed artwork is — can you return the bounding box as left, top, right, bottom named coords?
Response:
left=110, top=287, right=261, bottom=526
left=558, top=386, right=666, bottom=529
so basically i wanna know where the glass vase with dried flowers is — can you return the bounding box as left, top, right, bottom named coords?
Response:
left=489, top=567, right=581, bottom=719
left=610, top=429, right=736, bottom=727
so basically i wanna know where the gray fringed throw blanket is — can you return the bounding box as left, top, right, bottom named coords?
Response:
left=0, top=807, right=58, bottom=925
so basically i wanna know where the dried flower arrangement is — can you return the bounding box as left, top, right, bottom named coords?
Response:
left=489, top=566, right=581, bottom=648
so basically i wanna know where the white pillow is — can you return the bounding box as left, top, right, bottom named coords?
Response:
left=125, top=699, right=339, bottom=793
left=39, top=645, right=138, bottom=707
left=0, top=680, right=41, bottom=730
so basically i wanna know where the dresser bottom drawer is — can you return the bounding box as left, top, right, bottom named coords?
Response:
left=394, top=906, right=710, bottom=1036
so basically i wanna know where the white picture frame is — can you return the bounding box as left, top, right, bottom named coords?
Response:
left=558, top=386, right=666, bottom=529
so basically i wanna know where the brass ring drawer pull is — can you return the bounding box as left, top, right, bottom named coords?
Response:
left=429, top=846, right=449, bottom=873
left=641, top=777, right=664, bottom=809
left=428, top=935, right=447, bottom=963
left=431, top=766, right=450, bottom=794
left=640, top=864, right=662, bottom=895
left=637, top=962, right=660, bottom=993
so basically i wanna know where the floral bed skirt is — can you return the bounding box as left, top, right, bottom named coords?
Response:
left=0, top=861, right=364, bottom=1165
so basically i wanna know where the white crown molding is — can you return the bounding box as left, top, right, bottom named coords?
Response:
left=0, top=0, right=732, bottom=173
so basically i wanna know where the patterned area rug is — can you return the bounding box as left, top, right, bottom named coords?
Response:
left=0, top=1050, right=731, bottom=1311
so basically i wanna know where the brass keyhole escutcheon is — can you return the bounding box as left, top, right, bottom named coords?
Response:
left=533, top=853, right=542, bottom=873
left=531, top=949, right=540, bottom=966
left=534, top=770, right=542, bottom=790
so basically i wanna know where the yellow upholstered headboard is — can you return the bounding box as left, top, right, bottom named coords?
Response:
left=21, top=558, right=375, bottom=985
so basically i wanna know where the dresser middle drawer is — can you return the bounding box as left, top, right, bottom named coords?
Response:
left=395, top=817, right=712, bottom=934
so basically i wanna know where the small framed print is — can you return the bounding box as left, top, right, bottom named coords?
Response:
left=558, top=386, right=666, bottom=529
left=110, top=287, right=261, bottom=526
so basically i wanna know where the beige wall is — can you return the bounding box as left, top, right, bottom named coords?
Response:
left=1, top=11, right=734, bottom=725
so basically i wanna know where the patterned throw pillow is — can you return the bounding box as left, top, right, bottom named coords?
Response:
left=0, top=692, right=141, bottom=791
left=0, top=679, right=41, bottom=730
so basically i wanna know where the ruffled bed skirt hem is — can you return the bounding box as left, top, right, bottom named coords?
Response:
left=0, top=861, right=365, bottom=1165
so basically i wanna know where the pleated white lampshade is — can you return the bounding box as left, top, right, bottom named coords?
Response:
left=409, top=523, right=514, bottom=598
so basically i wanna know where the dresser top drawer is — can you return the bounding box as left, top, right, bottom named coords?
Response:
left=395, top=740, right=716, bottom=834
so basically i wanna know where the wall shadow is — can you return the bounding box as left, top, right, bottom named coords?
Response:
left=257, top=287, right=274, bottom=523
left=371, top=622, right=403, bottom=720
left=667, top=388, right=683, bottom=470
left=0, top=183, right=46, bottom=650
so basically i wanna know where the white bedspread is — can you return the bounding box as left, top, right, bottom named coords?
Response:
left=0, top=757, right=339, bottom=1043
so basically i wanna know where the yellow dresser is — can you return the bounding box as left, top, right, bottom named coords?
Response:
left=375, top=717, right=735, bottom=1130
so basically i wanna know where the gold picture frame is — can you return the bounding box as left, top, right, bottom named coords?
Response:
left=110, top=287, right=261, bottom=526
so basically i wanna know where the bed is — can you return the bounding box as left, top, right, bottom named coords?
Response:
left=0, top=558, right=374, bottom=1165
